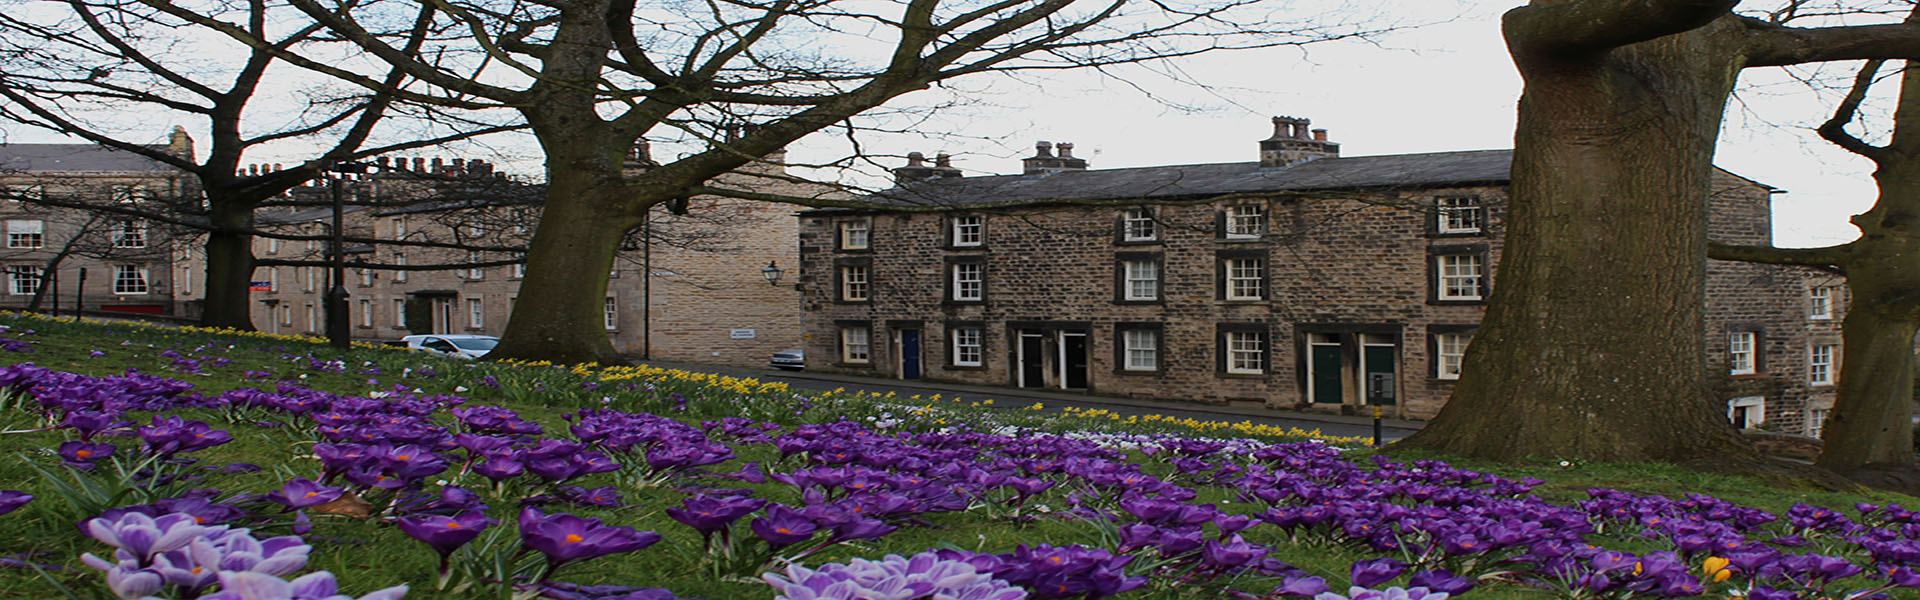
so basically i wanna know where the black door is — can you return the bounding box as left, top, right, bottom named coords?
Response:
left=900, top=330, right=922, bottom=379
left=1019, top=333, right=1046, bottom=388
left=1062, top=333, right=1088, bottom=389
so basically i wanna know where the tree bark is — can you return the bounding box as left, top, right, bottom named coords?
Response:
left=1813, top=59, right=1920, bottom=473
left=1396, top=12, right=1755, bottom=462
left=200, top=200, right=259, bottom=330
left=488, top=148, right=644, bottom=364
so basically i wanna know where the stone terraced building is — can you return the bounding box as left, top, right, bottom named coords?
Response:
left=799, top=117, right=1846, bottom=434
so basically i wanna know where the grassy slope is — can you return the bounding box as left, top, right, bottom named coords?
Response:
left=0, top=311, right=1907, bottom=599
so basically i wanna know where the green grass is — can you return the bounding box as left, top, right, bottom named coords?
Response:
left=0, top=311, right=1907, bottom=600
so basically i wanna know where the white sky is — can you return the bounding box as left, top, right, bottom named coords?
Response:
left=1, top=1, right=1881, bottom=248
left=847, top=2, right=1879, bottom=249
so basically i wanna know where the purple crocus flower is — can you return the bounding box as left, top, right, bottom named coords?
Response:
left=1350, top=558, right=1407, bottom=588
left=1408, top=570, right=1475, bottom=596
left=138, top=416, right=233, bottom=456
left=396, top=511, right=492, bottom=558
left=518, top=506, right=661, bottom=573
left=85, top=512, right=207, bottom=561
left=0, top=490, right=31, bottom=516
left=199, top=570, right=408, bottom=600
left=1276, top=576, right=1331, bottom=597
left=64, top=410, right=130, bottom=441
left=764, top=551, right=1025, bottom=600
left=666, top=494, right=767, bottom=536
left=749, top=504, right=818, bottom=550
left=267, top=478, right=345, bottom=510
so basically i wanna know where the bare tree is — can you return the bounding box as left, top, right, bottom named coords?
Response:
left=1395, top=1, right=1920, bottom=464
left=0, top=0, right=517, bottom=330
left=1710, top=40, right=1920, bottom=482
left=143, top=0, right=1385, bottom=363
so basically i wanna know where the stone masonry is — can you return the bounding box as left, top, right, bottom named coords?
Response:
left=800, top=117, right=1841, bottom=434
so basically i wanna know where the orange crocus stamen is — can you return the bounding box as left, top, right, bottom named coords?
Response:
left=564, top=534, right=583, bottom=544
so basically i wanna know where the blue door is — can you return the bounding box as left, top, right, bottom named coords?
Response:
left=900, top=330, right=922, bottom=379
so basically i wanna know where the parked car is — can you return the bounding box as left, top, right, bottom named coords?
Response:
left=770, top=349, right=805, bottom=371
left=400, top=334, right=499, bottom=359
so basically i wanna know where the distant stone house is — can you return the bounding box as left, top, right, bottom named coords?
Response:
left=0, top=129, right=195, bottom=317
left=799, top=117, right=1843, bottom=434
left=211, top=146, right=817, bottom=367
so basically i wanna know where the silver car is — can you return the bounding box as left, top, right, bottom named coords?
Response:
left=770, top=349, right=805, bottom=371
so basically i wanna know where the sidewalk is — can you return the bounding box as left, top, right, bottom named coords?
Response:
left=638, top=358, right=1427, bottom=432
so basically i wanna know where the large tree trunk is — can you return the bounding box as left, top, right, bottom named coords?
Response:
left=1396, top=14, right=1755, bottom=462
left=200, top=201, right=258, bottom=330
left=489, top=165, right=642, bottom=365
left=1816, top=290, right=1920, bottom=470
left=1815, top=62, right=1920, bottom=473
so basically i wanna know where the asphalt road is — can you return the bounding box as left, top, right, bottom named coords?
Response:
left=649, top=360, right=1421, bottom=443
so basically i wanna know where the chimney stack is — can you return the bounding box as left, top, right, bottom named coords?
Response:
left=893, top=151, right=964, bottom=184
left=1259, top=116, right=1339, bottom=168
left=1022, top=140, right=1088, bottom=175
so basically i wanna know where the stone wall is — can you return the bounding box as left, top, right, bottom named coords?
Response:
left=801, top=170, right=1835, bottom=423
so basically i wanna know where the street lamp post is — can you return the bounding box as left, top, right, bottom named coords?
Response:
left=326, top=162, right=368, bottom=350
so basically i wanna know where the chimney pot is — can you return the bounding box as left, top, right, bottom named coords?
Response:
left=935, top=153, right=952, bottom=168
left=1058, top=142, right=1075, bottom=158
left=1312, top=129, right=1328, bottom=142
left=1035, top=141, right=1053, bottom=158
left=907, top=151, right=926, bottom=167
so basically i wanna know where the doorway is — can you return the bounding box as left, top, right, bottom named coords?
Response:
left=898, top=329, right=922, bottom=380
left=1058, top=331, right=1088, bottom=390
left=1017, top=331, right=1046, bottom=388
left=1308, top=333, right=1342, bottom=404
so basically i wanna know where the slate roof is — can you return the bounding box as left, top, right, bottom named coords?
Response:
left=0, top=143, right=177, bottom=173
left=838, top=149, right=1515, bottom=211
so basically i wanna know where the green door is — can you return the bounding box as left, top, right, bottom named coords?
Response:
left=1311, top=344, right=1343, bottom=404
left=1364, top=345, right=1396, bottom=406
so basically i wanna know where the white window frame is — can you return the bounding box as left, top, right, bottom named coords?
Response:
left=1224, top=205, right=1265, bottom=239
left=266, top=238, right=279, bottom=255
left=1436, top=254, right=1484, bottom=301
left=1436, top=333, right=1470, bottom=380
left=1123, top=259, right=1159, bottom=301
left=604, top=297, right=618, bottom=331
left=359, top=268, right=373, bottom=287
left=511, top=262, right=526, bottom=279
left=951, top=327, right=983, bottom=367
left=393, top=254, right=407, bottom=282
left=1122, top=208, right=1157, bottom=242
left=1225, top=330, right=1264, bottom=375
left=840, top=264, right=870, bottom=302
left=358, top=298, right=373, bottom=328
left=267, top=267, right=278, bottom=291
left=951, top=262, right=983, bottom=302
left=6, top=220, right=44, bottom=249
left=111, top=220, right=148, bottom=249
left=393, top=216, right=408, bottom=239
left=1123, top=329, right=1158, bottom=372
left=1810, top=344, right=1836, bottom=386
left=1728, top=331, right=1756, bottom=375
left=1809, top=286, right=1834, bottom=320
left=303, top=267, right=317, bottom=293
left=111, top=265, right=149, bottom=295
left=6, top=265, right=43, bottom=296
left=951, top=215, right=984, bottom=247
left=466, top=251, right=484, bottom=280
left=1808, top=408, right=1830, bottom=439
left=1224, top=257, right=1263, bottom=301
left=841, top=325, right=871, bottom=364
left=1436, top=196, right=1483, bottom=234
left=1727, top=396, right=1765, bottom=430
left=304, top=302, right=318, bottom=333
left=839, top=220, right=870, bottom=250
left=467, top=297, right=484, bottom=329
left=392, top=298, right=406, bottom=328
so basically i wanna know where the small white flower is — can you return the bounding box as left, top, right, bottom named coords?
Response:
left=454, top=386, right=469, bottom=392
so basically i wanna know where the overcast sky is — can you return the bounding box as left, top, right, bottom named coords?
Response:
left=866, top=2, right=1882, bottom=249
left=2, top=2, right=1882, bottom=248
